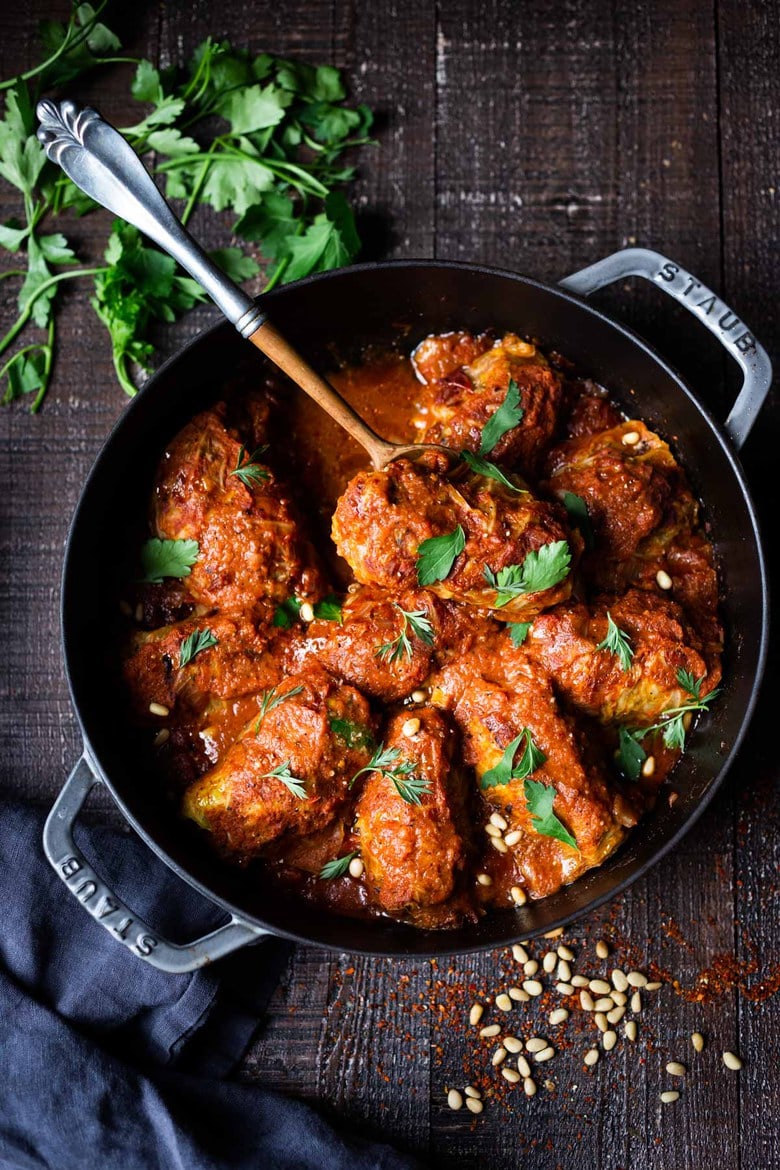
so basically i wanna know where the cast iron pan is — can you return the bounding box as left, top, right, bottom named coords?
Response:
left=43, top=249, right=771, bottom=970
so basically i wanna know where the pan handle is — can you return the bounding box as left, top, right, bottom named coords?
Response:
left=558, top=247, right=772, bottom=450
left=43, top=756, right=269, bottom=972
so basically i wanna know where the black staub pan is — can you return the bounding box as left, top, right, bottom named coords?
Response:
left=43, top=250, right=770, bottom=971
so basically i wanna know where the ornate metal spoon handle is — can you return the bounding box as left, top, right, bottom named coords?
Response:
left=36, top=99, right=265, bottom=338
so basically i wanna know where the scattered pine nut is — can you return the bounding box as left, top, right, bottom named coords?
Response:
left=477, top=873, right=492, bottom=887
left=642, top=755, right=656, bottom=778
left=543, top=951, right=557, bottom=974
left=134, top=603, right=144, bottom=623
left=535, top=1046, right=555, bottom=1063
left=612, top=969, right=629, bottom=992
left=557, top=945, right=575, bottom=961
left=596, top=939, right=610, bottom=959
left=646, top=981, right=663, bottom=991
left=595, top=1013, right=608, bottom=1033
left=723, top=1051, right=743, bottom=1071
left=495, top=993, right=512, bottom=1012
left=557, top=960, right=572, bottom=982
left=401, top=717, right=421, bottom=737
left=348, top=857, right=364, bottom=878
left=656, top=569, right=673, bottom=590
left=524, top=959, right=539, bottom=977
left=153, top=728, right=170, bottom=747
left=517, top=1055, right=532, bottom=1078
left=584, top=1048, right=599, bottom=1067
left=505, top=830, right=522, bottom=847
left=464, top=1086, right=481, bottom=1099
left=508, top=986, right=529, bottom=1002
left=611, top=990, right=628, bottom=1006
left=544, top=927, right=564, bottom=939
left=510, top=885, right=527, bottom=905
left=660, top=1091, right=680, bottom=1104
left=556, top=982, right=575, bottom=996
left=549, top=1008, right=569, bottom=1026
left=485, top=823, right=503, bottom=838
left=526, top=1037, right=547, bottom=1053
left=631, top=992, right=643, bottom=1013
left=594, top=997, right=614, bottom=1012
left=447, top=1089, right=463, bottom=1110
left=524, top=1077, right=537, bottom=1097
left=691, top=1032, right=705, bottom=1053
left=590, top=979, right=611, bottom=995
left=503, top=1036, right=523, bottom=1053
left=571, top=975, right=590, bottom=988
left=469, top=1003, right=484, bottom=1027
left=502, top=1067, right=520, bottom=1084
left=466, top=1097, right=483, bottom=1115
left=523, top=980, right=543, bottom=997
left=512, top=943, right=529, bottom=963
left=489, top=811, right=508, bottom=831
left=603, top=1030, right=617, bottom=1052
left=491, top=837, right=508, bottom=853
left=149, top=702, right=170, bottom=717
left=622, top=429, right=640, bottom=445
left=580, top=990, right=595, bottom=1011
left=492, top=1046, right=508, bottom=1066
left=480, top=1024, right=501, bottom=1038
left=627, top=971, right=648, bottom=988
left=607, top=1006, right=625, bottom=1025
left=666, top=1062, right=686, bottom=1077
left=410, top=689, right=427, bottom=703
left=299, top=601, right=315, bottom=623
left=625, top=1021, right=637, bottom=1042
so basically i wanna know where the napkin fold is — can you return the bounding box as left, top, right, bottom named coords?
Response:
left=0, top=798, right=423, bottom=1170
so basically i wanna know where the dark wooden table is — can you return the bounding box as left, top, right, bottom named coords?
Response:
left=2, top=3, right=778, bottom=1167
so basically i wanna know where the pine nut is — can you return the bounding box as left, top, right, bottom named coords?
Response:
left=508, top=986, right=529, bottom=1002
left=477, top=873, right=492, bottom=887
left=524, top=960, right=539, bottom=977
left=555, top=982, right=574, bottom=996
left=603, top=1030, right=617, bottom=1051
left=642, top=755, right=656, bottom=778
left=469, top=1003, right=484, bottom=1027
left=656, top=569, right=673, bottom=590
left=646, top=981, right=663, bottom=991
left=590, top=979, right=612, bottom=995
left=492, top=1046, right=507, bottom=1066
left=153, top=728, right=170, bottom=747
left=627, top=971, right=648, bottom=987
left=543, top=951, right=557, bottom=974
left=524, top=1077, right=537, bottom=1096
left=535, top=1046, right=555, bottom=1063
left=495, top=993, right=512, bottom=1012
left=411, top=690, right=427, bottom=703
left=517, top=1055, right=532, bottom=1078
left=491, top=837, right=508, bottom=853
left=622, top=429, right=640, bottom=445
left=523, top=980, right=543, bottom=997
left=549, top=1008, right=569, bottom=1025
left=134, top=603, right=144, bottom=623
left=584, top=1048, right=599, bottom=1066
left=466, top=1097, right=483, bottom=1114
left=660, top=1091, right=680, bottom=1104
left=348, top=857, right=364, bottom=878
left=480, top=1024, right=501, bottom=1038
left=595, top=998, right=613, bottom=1012
left=505, top=830, right=522, bottom=846
left=447, top=1089, right=463, bottom=1110
left=502, top=1067, right=520, bottom=1083
left=557, top=960, right=572, bottom=982
left=595, top=1013, right=608, bottom=1032
left=299, top=601, right=315, bottom=622
left=572, top=975, right=590, bottom=988
left=487, top=811, right=506, bottom=831
left=625, top=1021, right=637, bottom=1042
left=607, top=1006, right=625, bottom=1024
left=723, top=1051, right=743, bottom=1071
left=691, top=1032, right=705, bottom=1053
left=510, top=884, right=527, bottom=905
left=580, top=990, right=595, bottom=1011
left=149, top=702, right=170, bottom=717
left=612, top=969, right=629, bottom=992
left=666, top=1062, right=686, bottom=1077
left=611, top=990, right=627, bottom=1006
left=401, top=717, right=421, bottom=737
left=596, top=939, right=610, bottom=959
left=526, top=1037, right=547, bottom=1053
left=544, top=927, right=564, bottom=939
left=557, top=945, right=575, bottom=961
left=485, top=823, right=503, bottom=838
left=631, top=992, right=642, bottom=1013
left=464, top=1085, right=481, bottom=1099
left=512, top=943, right=529, bottom=963
left=503, top=1036, right=523, bottom=1053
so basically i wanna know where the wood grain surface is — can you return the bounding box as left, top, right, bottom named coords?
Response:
left=1, top=3, right=778, bottom=1168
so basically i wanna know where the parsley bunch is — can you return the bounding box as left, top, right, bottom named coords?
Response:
left=0, top=2, right=374, bottom=410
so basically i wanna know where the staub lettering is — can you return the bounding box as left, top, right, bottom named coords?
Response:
left=58, top=853, right=159, bottom=958
left=654, top=266, right=755, bottom=353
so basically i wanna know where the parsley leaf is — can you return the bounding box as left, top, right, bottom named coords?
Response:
left=483, top=541, right=571, bottom=605
left=481, top=729, right=546, bottom=789
left=417, top=525, right=466, bottom=586
left=313, top=594, right=343, bottom=622
left=319, top=852, right=358, bottom=880
left=376, top=605, right=434, bottom=663
left=524, top=778, right=578, bottom=850
left=255, top=684, right=305, bottom=731
left=349, top=744, right=431, bottom=805
left=478, top=379, right=524, bottom=455
left=618, top=672, right=721, bottom=765
left=596, top=612, right=634, bottom=672
left=461, top=450, right=525, bottom=493
left=677, top=668, right=703, bottom=700
left=561, top=491, right=595, bottom=551
left=329, top=716, right=375, bottom=751
left=140, top=538, right=199, bottom=583
left=261, top=759, right=307, bottom=799
left=507, top=621, right=532, bottom=647
left=272, top=597, right=302, bottom=628
left=179, top=627, right=218, bottom=667
left=618, top=726, right=647, bottom=781
left=228, top=444, right=270, bottom=487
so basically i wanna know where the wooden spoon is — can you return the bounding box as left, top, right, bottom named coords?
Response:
left=36, top=100, right=453, bottom=471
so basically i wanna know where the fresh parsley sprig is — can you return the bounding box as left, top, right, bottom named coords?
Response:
left=507, top=621, right=532, bottom=647
left=319, top=852, right=358, bottom=879
left=524, top=778, right=578, bottom=850
left=329, top=716, right=375, bottom=751
left=139, top=537, right=199, bottom=583
left=349, top=744, right=431, bottom=805
left=561, top=490, right=595, bottom=550
left=596, top=612, right=634, bottom=672
left=479, top=378, right=524, bottom=455
left=483, top=540, right=571, bottom=606
left=481, top=728, right=546, bottom=789
left=179, top=627, right=218, bottom=667
left=617, top=669, right=721, bottom=776
left=416, top=525, right=466, bottom=587
left=376, top=605, right=434, bottom=663
left=461, top=449, right=525, bottom=493
left=261, top=759, right=308, bottom=799
left=228, top=444, right=269, bottom=487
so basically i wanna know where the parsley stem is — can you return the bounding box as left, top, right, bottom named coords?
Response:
left=179, top=144, right=218, bottom=227
left=0, top=267, right=106, bottom=359
left=0, top=0, right=110, bottom=92
left=262, top=255, right=290, bottom=292
left=30, top=319, right=55, bottom=414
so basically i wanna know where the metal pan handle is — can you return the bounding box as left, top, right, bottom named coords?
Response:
left=559, top=247, right=772, bottom=450
left=43, top=757, right=268, bottom=972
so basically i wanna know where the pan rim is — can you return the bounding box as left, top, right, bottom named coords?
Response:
left=60, top=257, right=770, bottom=957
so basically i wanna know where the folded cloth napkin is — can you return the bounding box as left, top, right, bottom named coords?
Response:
left=0, top=797, right=424, bottom=1170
